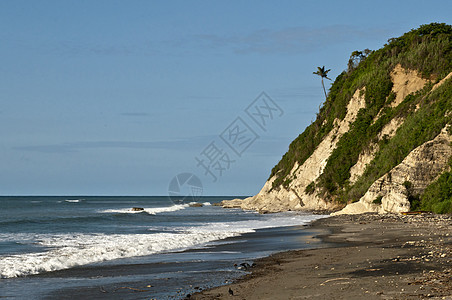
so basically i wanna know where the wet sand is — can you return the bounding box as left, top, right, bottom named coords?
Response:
left=193, top=213, right=452, bottom=300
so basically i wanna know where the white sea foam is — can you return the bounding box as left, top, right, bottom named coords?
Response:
left=0, top=231, right=239, bottom=278
left=188, top=201, right=212, bottom=206
left=65, top=199, right=84, bottom=203
left=176, top=213, right=325, bottom=234
left=100, top=204, right=188, bottom=214
left=0, top=212, right=327, bottom=278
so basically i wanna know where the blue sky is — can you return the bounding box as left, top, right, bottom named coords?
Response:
left=1, top=0, right=451, bottom=196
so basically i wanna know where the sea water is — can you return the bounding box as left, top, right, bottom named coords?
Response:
left=0, top=196, right=327, bottom=299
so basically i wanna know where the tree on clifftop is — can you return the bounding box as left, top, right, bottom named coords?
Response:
left=313, top=66, right=331, bottom=100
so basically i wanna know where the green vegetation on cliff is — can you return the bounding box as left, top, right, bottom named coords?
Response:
left=270, top=23, right=452, bottom=211
left=411, top=158, right=452, bottom=214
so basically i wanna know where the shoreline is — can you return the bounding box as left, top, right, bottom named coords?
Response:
left=2, top=213, right=328, bottom=300
left=193, top=213, right=452, bottom=299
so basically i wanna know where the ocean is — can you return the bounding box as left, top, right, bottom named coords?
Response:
left=0, top=196, right=327, bottom=299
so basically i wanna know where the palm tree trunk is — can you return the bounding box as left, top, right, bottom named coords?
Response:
left=321, top=78, right=327, bottom=100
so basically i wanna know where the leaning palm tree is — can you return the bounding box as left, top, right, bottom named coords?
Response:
left=313, top=66, right=331, bottom=100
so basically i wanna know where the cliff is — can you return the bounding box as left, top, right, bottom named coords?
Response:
left=333, top=126, right=451, bottom=215
left=222, top=23, right=452, bottom=214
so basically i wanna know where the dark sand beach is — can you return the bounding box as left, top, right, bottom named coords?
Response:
left=193, top=213, right=452, bottom=300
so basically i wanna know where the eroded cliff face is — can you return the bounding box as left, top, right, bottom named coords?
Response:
left=349, top=64, right=428, bottom=183
left=349, top=117, right=404, bottom=183
left=221, top=66, right=451, bottom=214
left=334, top=126, right=451, bottom=215
left=223, top=88, right=366, bottom=213
left=390, top=64, right=428, bottom=107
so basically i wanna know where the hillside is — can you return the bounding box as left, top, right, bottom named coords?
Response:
left=222, top=23, right=452, bottom=214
